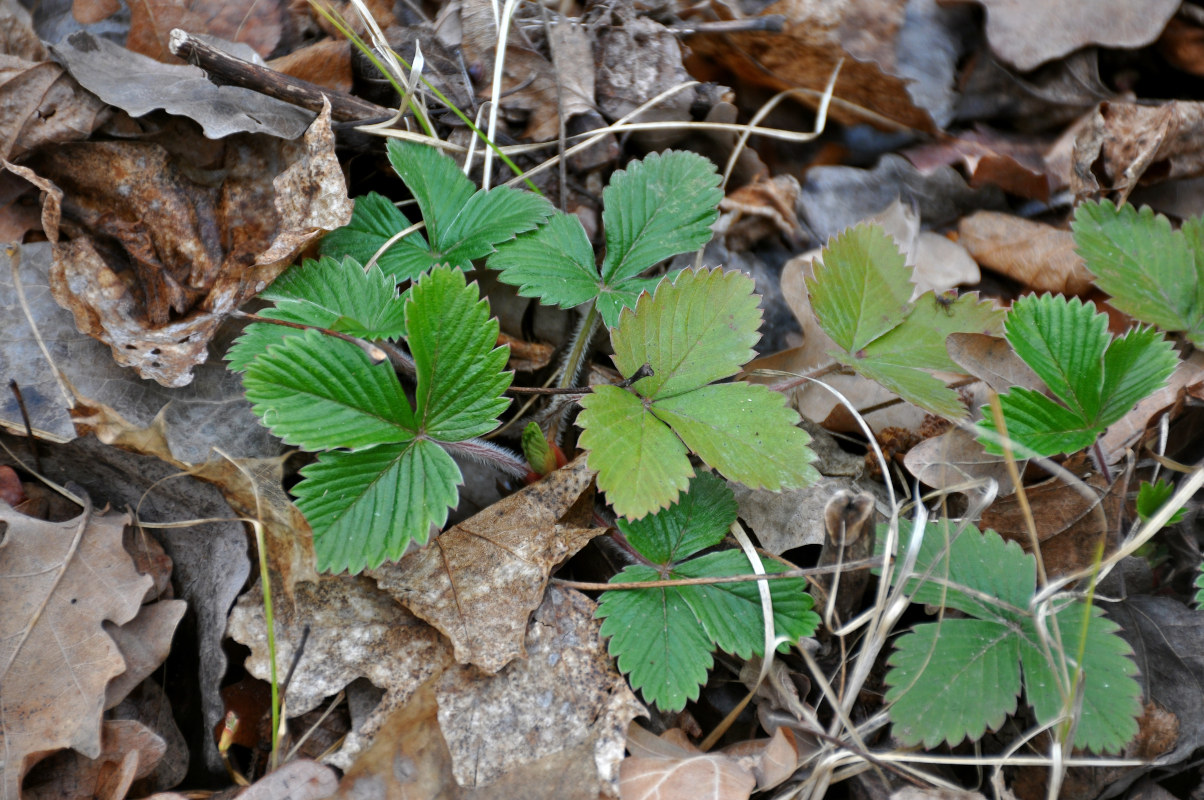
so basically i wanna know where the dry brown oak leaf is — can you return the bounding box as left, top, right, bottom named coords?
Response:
left=0, top=499, right=152, bottom=799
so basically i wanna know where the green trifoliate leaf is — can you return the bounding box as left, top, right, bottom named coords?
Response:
left=242, top=329, right=415, bottom=451
left=612, top=267, right=760, bottom=399
left=616, top=472, right=736, bottom=564
left=577, top=268, right=818, bottom=518
left=406, top=266, right=512, bottom=441
left=808, top=225, right=914, bottom=353
left=599, top=150, right=722, bottom=285
left=292, top=439, right=461, bottom=573
left=979, top=295, right=1178, bottom=457
left=318, top=193, right=433, bottom=281
left=488, top=151, right=721, bottom=328
left=228, top=256, right=408, bottom=371
left=1073, top=199, right=1204, bottom=345
left=385, top=140, right=553, bottom=272
left=598, top=480, right=819, bottom=710
left=807, top=225, right=1006, bottom=418
left=882, top=519, right=1141, bottom=752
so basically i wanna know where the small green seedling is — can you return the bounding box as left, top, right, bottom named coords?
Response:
left=597, top=473, right=819, bottom=711
left=880, top=518, right=1141, bottom=752
left=977, top=294, right=1177, bottom=457
left=233, top=258, right=512, bottom=573
left=807, top=225, right=1006, bottom=418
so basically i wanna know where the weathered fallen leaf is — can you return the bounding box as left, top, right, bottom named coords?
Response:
left=1098, top=352, right=1204, bottom=462
left=227, top=760, right=338, bottom=800
left=981, top=457, right=1129, bottom=578
left=800, top=155, right=1006, bottom=244
left=370, top=455, right=598, bottom=674
left=595, top=13, right=694, bottom=149
left=21, top=720, right=165, bottom=800
left=126, top=0, right=287, bottom=63
left=716, top=175, right=803, bottom=251
left=858, top=199, right=981, bottom=297
left=903, top=425, right=1015, bottom=497
left=904, top=127, right=1056, bottom=200
left=0, top=432, right=252, bottom=774
left=732, top=477, right=871, bottom=555
left=945, top=333, right=1043, bottom=395
left=0, top=500, right=152, bottom=798
left=722, top=728, right=805, bottom=792
left=1158, top=17, right=1204, bottom=77
left=33, top=100, right=350, bottom=387
left=620, top=725, right=756, bottom=800
left=0, top=52, right=108, bottom=161
left=958, top=211, right=1095, bottom=295
left=1072, top=101, right=1204, bottom=203
left=268, top=39, right=352, bottom=93
left=459, top=0, right=597, bottom=142
left=0, top=3, right=47, bottom=62
left=110, top=680, right=189, bottom=794
left=104, top=600, right=187, bottom=710
left=53, top=32, right=314, bottom=140
left=969, top=0, right=1179, bottom=72
left=435, top=587, right=643, bottom=794
left=686, top=0, right=955, bottom=132
left=227, top=575, right=454, bottom=770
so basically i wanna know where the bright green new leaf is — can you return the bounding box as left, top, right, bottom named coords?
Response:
left=228, top=256, right=408, bottom=371
left=577, top=268, right=818, bottom=519
left=807, top=226, right=1006, bottom=418
left=323, top=141, right=552, bottom=280
left=1195, top=563, right=1204, bottom=608
left=237, top=265, right=513, bottom=573
left=521, top=421, right=556, bottom=476
left=1073, top=199, right=1204, bottom=345
left=979, top=295, right=1177, bottom=457
left=598, top=475, right=818, bottom=710
left=488, top=150, right=721, bottom=327
left=882, top=519, right=1141, bottom=752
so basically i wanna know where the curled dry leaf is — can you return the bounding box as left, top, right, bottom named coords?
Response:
left=125, top=0, right=286, bottom=63
left=0, top=500, right=152, bottom=798
left=21, top=720, right=165, bottom=800
left=1073, top=101, right=1204, bottom=203
left=685, top=0, right=947, bottom=132
left=52, top=32, right=314, bottom=140
left=903, top=425, right=1016, bottom=496
left=958, top=211, right=1096, bottom=295
left=980, top=456, right=1130, bottom=578
left=0, top=52, right=108, bottom=162
left=903, top=127, right=1056, bottom=201
left=32, top=100, right=350, bottom=387
left=621, top=725, right=756, bottom=800
left=370, top=455, right=599, bottom=674
left=227, top=575, right=453, bottom=770
left=222, top=760, right=338, bottom=800
left=970, top=0, right=1180, bottom=72
left=104, top=600, right=188, bottom=710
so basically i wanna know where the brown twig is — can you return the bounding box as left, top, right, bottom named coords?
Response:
left=167, top=29, right=394, bottom=123
left=8, top=380, right=42, bottom=474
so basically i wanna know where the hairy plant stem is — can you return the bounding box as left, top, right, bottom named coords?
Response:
left=558, top=304, right=602, bottom=390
